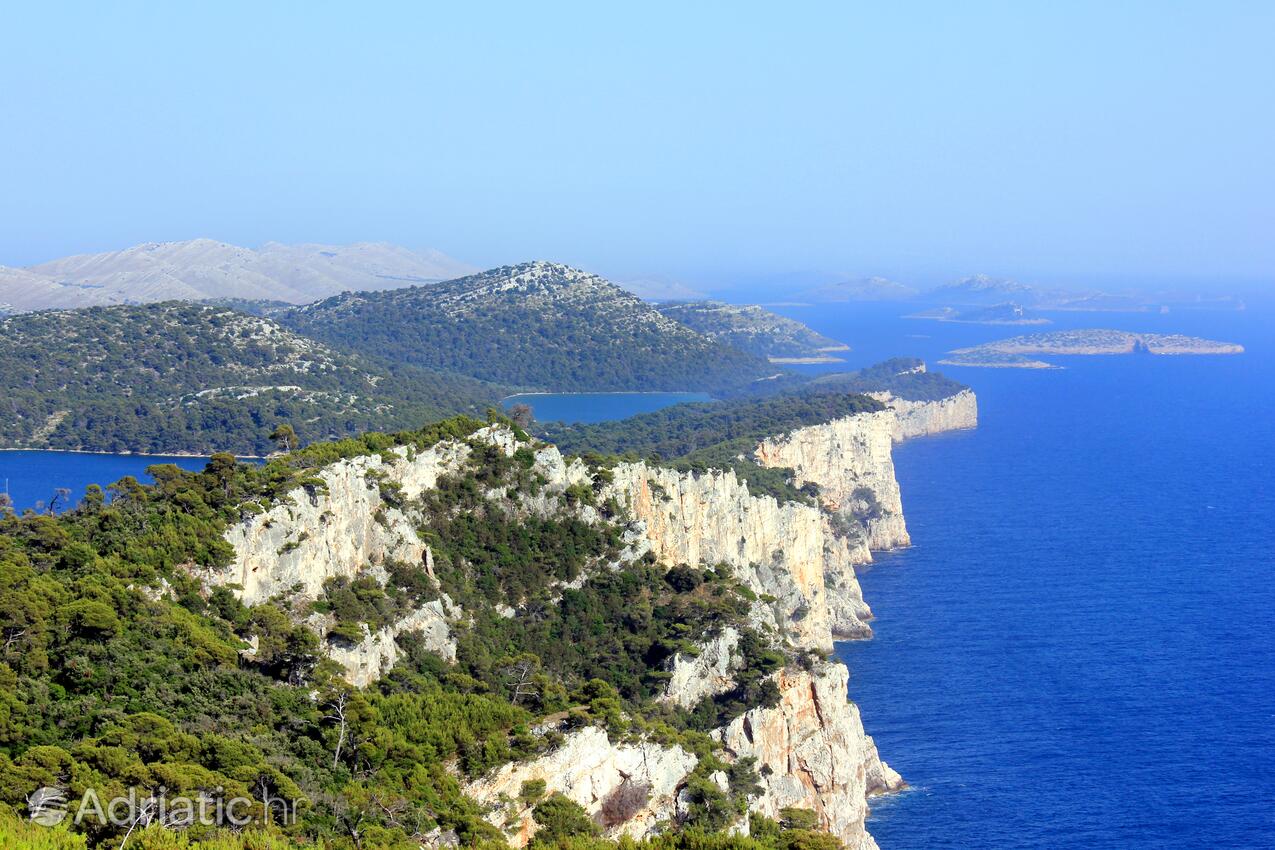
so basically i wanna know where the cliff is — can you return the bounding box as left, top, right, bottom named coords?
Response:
left=466, top=727, right=698, bottom=845
left=718, top=664, right=904, bottom=850
left=200, top=393, right=975, bottom=849
left=607, top=462, right=873, bottom=649
left=754, top=410, right=909, bottom=552
left=869, top=388, right=979, bottom=441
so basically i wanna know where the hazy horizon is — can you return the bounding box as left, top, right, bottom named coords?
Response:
left=3, top=2, right=1272, bottom=292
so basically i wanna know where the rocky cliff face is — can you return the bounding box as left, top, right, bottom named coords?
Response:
left=204, top=394, right=975, bottom=849
left=717, top=664, right=903, bottom=850
left=754, top=410, right=909, bottom=552
left=606, top=462, right=869, bottom=650
left=220, top=441, right=471, bottom=606
left=870, top=389, right=979, bottom=441
left=466, top=727, right=697, bottom=846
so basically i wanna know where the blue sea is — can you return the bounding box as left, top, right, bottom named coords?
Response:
left=3, top=303, right=1272, bottom=847
left=0, top=452, right=208, bottom=512
left=777, top=302, right=1274, bottom=850
left=515, top=302, right=1274, bottom=848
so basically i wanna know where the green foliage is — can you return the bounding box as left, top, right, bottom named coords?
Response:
left=531, top=794, right=600, bottom=844
left=280, top=265, right=774, bottom=393
left=0, top=414, right=829, bottom=850
left=804, top=357, right=967, bottom=402
left=0, top=302, right=501, bottom=454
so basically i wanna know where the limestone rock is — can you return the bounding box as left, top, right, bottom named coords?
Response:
left=662, top=627, right=742, bottom=708
left=465, top=726, right=697, bottom=846
left=716, top=663, right=904, bottom=850
left=754, top=410, right=909, bottom=551
left=869, top=389, right=979, bottom=442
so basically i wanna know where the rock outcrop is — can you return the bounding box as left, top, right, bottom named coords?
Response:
left=203, top=394, right=976, bottom=848
left=661, top=627, right=743, bottom=708
left=607, top=462, right=862, bottom=650
left=219, top=441, right=471, bottom=606
left=316, top=596, right=459, bottom=687
left=754, top=410, right=909, bottom=552
left=717, top=664, right=903, bottom=850
left=465, top=727, right=697, bottom=846
left=870, top=389, right=979, bottom=441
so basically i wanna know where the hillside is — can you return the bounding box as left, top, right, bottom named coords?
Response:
left=0, top=409, right=915, bottom=849
left=0, top=302, right=500, bottom=454
left=654, top=301, right=849, bottom=362
left=0, top=239, right=474, bottom=313
left=282, top=261, right=776, bottom=392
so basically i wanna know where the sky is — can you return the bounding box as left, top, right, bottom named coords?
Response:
left=1, top=1, right=1272, bottom=290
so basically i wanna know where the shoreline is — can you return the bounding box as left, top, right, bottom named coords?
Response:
left=0, top=447, right=265, bottom=459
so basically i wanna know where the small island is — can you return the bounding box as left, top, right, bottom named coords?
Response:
left=941, top=329, right=1244, bottom=368
left=907, top=302, right=1051, bottom=326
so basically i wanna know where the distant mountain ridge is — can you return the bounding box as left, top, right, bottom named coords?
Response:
left=283, top=261, right=776, bottom=393
left=0, top=238, right=475, bottom=313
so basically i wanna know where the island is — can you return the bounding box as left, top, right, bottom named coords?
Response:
left=906, top=302, right=1050, bottom=326
left=941, top=329, right=1244, bottom=368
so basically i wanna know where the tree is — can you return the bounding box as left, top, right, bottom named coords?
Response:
left=508, top=403, right=535, bottom=428
left=270, top=423, right=299, bottom=454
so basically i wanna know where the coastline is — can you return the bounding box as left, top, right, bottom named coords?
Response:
left=0, top=447, right=265, bottom=459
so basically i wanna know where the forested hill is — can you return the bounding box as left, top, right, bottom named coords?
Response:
left=653, top=301, right=848, bottom=361
left=0, top=302, right=501, bottom=454
left=0, top=413, right=845, bottom=850
left=280, top=261, right=777, bottom=392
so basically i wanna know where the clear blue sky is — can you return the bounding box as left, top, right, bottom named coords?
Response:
left=2, top=1, right=1271, bottom=288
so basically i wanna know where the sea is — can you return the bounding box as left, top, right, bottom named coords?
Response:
left=3, top=302, right=1271, bottom=847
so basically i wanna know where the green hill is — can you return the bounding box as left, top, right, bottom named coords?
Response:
left=0, top=302, right=501, bottom=454
left=653, top=301, right=849, bottom=362
left=281, top=262, right=776, bottom=392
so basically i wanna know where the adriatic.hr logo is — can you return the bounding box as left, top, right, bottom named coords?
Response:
left=27, top=786, right=69, bottom=826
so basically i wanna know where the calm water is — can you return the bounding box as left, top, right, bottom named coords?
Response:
left=502, top=391, right=713, bottom=424
left=0, top=451, right=208, bottom=512
left=779, top=303, right=1273, bottom=849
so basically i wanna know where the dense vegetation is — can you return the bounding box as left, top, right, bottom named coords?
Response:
left=0, top=303, right=501, bottom=454
left=652, top=302, right=845, bottom=360
left=280, top=263, right=775, bottom=393
left=803, top=358, right=967, bottom=401
left=0, top=414, right=824, bottom=850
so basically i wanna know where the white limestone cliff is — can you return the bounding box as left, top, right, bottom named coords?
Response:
left=606, top=462, right=862, bottom=651
left=465, top=726, right=698, bottom=846
left=661, top=627, right=743, bottom=708
left=218, top=440, right=471, bottom=606
left=869, top=389, right=979, bottom=442
left=717, top=664, right=903, bottom=850
left=754, top=410, right=909, bottom=552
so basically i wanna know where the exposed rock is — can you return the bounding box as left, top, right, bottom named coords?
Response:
left=217, top=440, right=471, bottom=606
left=869, top=389, right=979, bottom=441
left=317, top=597, right=459, bottom=687
left=607, top=463, right=856, bottom=651
left=717, top=663, right=904, bottom=850
left=754, top=410, right=909, bottom=551
left=465, top=726, right=697, bottom=846
left=661, top=627, right=742, bottom=708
